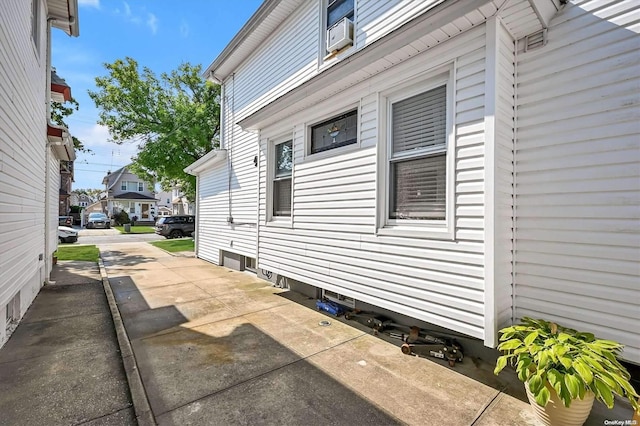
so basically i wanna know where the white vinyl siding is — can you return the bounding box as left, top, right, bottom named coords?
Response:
left=0, top=0, right=48, bottom=347
left=257, top=25, right=488, bottom=339
left=355, top=0, right=444, bottom=49
left=232, top=2, right=319, bottom=119
left=513, top=0, right=640, bottom=363
left=48, top=153, right=59, bottom=256
left=196, top=105, right=259, bottom=263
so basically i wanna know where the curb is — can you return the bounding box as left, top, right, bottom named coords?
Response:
left=98, top=256, right=156, bottom=426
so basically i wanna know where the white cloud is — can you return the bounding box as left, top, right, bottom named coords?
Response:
left=147, top=13, right=158, bottom=35
left=113, top=2, right=156, bottom=33
left=180, top=20, right=189, bottom=38
left=78, top=0, right=100, bottom=8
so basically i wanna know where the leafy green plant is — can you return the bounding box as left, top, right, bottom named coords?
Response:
left=494, top=318, right=639, bottom=413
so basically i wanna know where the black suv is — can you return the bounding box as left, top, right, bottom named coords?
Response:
left=155, top=215, right=195, bottom=239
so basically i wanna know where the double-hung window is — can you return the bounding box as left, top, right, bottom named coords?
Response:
left=273, top=140, right=293, bottom=217
left=327, top=0, right=354, bottom=29
left=138, top=182, right=144, bottom=192
left=389, top=84, right=448, bottom=221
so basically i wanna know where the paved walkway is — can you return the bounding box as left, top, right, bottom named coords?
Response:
left=100, top=242, right=540, bottom=426
left=0, top=261, right=134, bottom=425
left=1, top=245, right=634, bottom=425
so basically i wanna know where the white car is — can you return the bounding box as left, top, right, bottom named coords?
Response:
left=58, top=226, right=78, bottom=243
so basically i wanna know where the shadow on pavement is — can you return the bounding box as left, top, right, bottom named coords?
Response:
left=0, top=264, right=134, bottom=426
left=110, top=275, right=401, bottom=425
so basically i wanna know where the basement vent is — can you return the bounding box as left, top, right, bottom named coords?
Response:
left=524, top=29, right=547, bottom=52
left=322, top=289, right=355, bottom=308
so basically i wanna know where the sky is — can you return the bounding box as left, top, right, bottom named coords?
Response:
left=52, top=0, right=263, bottom=191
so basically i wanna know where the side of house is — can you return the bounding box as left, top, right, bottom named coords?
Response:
left=512, top=0, right=640, bottom=362
left=0, top=0, right=79, bottom=348
left=103, top=166, right=158, bottom=221
left=190, top=0, right=639, bottom=362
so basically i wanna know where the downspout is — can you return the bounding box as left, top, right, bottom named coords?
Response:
left=227, top=73, right=235, bottom=224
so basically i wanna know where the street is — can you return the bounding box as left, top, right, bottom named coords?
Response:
left=74, top=228, right=166, bottom=245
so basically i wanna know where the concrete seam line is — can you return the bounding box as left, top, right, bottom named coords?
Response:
left=469, top=387, right=505, bottom=426
left=99, top=256, right=157, bottom=426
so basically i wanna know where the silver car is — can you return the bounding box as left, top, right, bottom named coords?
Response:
left=86, top=212, right=110, bottom=229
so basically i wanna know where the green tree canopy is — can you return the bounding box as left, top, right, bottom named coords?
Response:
left=51, top=97, right=92, bottom=154
left=88, top=57, right=220, bottom=200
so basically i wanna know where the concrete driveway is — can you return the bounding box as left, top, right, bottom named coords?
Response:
left=99, top=242, right=543, bottom=426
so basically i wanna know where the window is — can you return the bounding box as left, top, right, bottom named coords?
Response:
left=272, top=140, right=293, bottom=217
left=327, top=0, right=354, bottom=29
left=31, top=0, right=40, bottom=54
left=310, top=110, right=357, bottom=154
left=121, top=181, right=143, bottom=191
left=389, top=84, right=448, bottom=221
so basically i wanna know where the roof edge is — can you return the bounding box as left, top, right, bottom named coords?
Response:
left=204, top=0, right=279, bottom=82
left=185, top=149, right=227, bottom=175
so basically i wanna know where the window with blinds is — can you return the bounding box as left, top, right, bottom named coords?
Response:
left=390, top=85, right=447, bottom=220
left=273, top=140, right=293, bottom=217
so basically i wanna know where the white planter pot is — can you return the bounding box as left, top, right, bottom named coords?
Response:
left=525, top=382, right=594, bottom=426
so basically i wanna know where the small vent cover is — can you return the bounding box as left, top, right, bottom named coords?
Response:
left=524, top=29, right=547, bottom=52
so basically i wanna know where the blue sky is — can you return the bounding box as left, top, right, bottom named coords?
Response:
left=52, top=0, right=263, bottom=191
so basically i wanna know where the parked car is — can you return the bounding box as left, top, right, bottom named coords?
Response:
left=155, top=215, right=195, bottom=239
left=58, top=216, right=73, bottom=226
left=58, top=226, right=78, bottom=243
left=86, top=212, right=110, bottom=229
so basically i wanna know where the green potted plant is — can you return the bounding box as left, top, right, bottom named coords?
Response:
left=494, top=317, right=639, bottom=426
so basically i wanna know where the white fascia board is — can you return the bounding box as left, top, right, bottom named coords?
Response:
left=528, top=0, right=561, bottom=28
left=47, top=123, right=76, bottom=161
left=184, top=149, right=228, bottom=175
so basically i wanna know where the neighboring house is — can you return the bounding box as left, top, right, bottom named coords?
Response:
left=71, top=192, right=94, bottom=208
left=187, top=0, right=639, bottom=363
left=59, top=159, right=73, bottom=215
left=0, top=0, right=79, bottom=348
left=157, top=187, right=193, bottom=215
left=102, top=165, right=157, bottom=221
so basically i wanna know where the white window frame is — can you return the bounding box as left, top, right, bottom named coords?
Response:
left=31, top=0, right=40, bottom=56
left=267, top=135, right=294, bottom=226
left=306, top=106, right=360, bottom=158
left=377, top=67, right=456, bottom=240
left=319, top=0, right=356, bottom=67
left=138, top=182, right=144, bottom=192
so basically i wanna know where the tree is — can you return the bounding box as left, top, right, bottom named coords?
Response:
left=88, top=57, right=220, bottom=200
left=51, top=97, right=92, bottom=154
left=73, top=188, right=103, bottom=199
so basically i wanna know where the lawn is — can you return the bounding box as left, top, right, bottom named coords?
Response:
left=150, top=238, right=194, bottom=253
left=114, top=225, right=156, bottom=234
left=55, top=245, right=100, bottom=262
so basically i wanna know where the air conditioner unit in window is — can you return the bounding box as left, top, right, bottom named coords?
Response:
left=326, top=17, right=353, bottom=53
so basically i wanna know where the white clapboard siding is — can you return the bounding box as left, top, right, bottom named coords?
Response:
left=233, top=2, right=319, bottom=120
left=0, top=0, right=48, bottom=346
left=48, top=154, right=60, bottom=258
left=355, top=0, right=445, bottom=48
left=257, top=25, right=489, bottom=340
left=514, top=0, right=640, bottom=363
